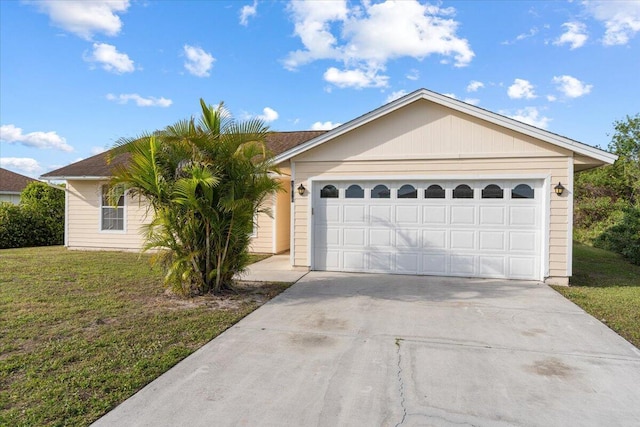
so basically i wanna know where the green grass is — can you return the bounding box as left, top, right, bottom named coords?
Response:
left=553, top=243, right=640, bottom=348
left=0, top=247, right=287, bottom=426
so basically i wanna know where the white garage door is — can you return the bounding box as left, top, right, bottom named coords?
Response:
left=313, top=180, right=543, bottom=280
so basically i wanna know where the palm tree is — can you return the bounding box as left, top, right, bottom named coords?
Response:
left=109, top=100, right=281, bottom=295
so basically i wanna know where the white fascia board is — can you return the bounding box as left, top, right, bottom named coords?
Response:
left=274, top=88, right=617, bottom=165
left=41, top=176, right=111, bottom=181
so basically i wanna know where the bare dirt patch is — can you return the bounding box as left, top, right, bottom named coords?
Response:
left=160, top=281, right=290, bottom=311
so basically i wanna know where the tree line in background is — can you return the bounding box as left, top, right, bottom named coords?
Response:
left=0, top=182, right=65, bottom=249
left=574, top=114, right=640, bottom=265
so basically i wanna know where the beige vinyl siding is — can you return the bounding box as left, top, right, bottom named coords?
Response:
left=294, top=100, right=571, bottom=163
left=249, top=213, right=273, bottom=253
left=66, top=180, right=151, bottom=251
left=249, top=197, right=274, bottom=254
left=289, top=100, right=573, bottom=278
left=274, top=177, right=291, bottom=253
left=249, top=176, right=292, bottom=254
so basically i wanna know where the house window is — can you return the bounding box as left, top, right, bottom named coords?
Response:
left=398, top=184, right=417, bottom=199
left=453, top=184, right=474, bottom=199
left=482, top=184, right=504, bottom=199
left=371, top=184, right=390, bottom=199
left=425, top=184, right=445, bottom=199
left=512, top=184, right=534, bottom=199
left=101, top=185, right=125, bottom=231
left=320, top=185, right=339, bottom=198
left=346, top=184, right=364, bottom=198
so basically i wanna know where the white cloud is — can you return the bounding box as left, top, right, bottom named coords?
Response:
left=547, top=94, right=557, bottom=102
left=554, top=22, right=588, bottom=49
left=463, top=98, right=480, bottom=105
left=0, top=124, right=73, bottom=152
left=323, top=67, right=388, bottom=89
left=239, top=1, right=258, bottom=26
left=406, top=69, right=419, bottom=81
left=31, top=0, right=129, bottom=40
left=85, top=43, right=134, bottom=74
left=183, top=45, right=215, bottom=77
left=311, top=121, right=341, bottom=130
left=285, top=0, right=474, bottom=89
left=584, top=0, right=640, bottom=45
left=385, top=90, right=408, bottom=103
left=552, top=75, right=593, bottom=98
left=0, top=157, right=41, bottom=174
left=257, top=107, right=279, bottom=122
left=501, top=27, right=538, bottom=45
left=106, top=93, right=173, bottom=107
left=466, top=80, right=484, bottom=92
left=507, top=78, right=536, bottom=99
left=508, top=107, right=551, bottom=129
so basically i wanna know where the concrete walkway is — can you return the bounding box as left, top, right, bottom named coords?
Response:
left=93, top=273, right=640, bottom=427
left=237, top=253, right=309, bottom=283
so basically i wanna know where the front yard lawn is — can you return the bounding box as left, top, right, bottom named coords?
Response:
left=553, top=243, right=640, bottom=348
left=0, top=247, right=286, bottom=426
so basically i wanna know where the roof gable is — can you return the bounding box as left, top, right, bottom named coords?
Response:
left=293, top=99, right=573, bottom=163
left=274, top=88, right=617, bottom=165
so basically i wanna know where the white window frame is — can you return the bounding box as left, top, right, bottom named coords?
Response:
left=99, top=184, right=126, bottom=233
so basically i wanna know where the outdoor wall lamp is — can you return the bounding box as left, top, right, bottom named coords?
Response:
left=554, top=182, right=565, bottom=196
left=297, top=183, right=306, bottom=196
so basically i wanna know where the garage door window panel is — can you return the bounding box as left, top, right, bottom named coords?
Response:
left=425, top=184, right=445, bottom=199
left=453, top=184, right=474, bottom=199
left=482, top=184, right=504, bottom=199
left=346, top=184, right=364, bottom=198
left=320, top=184, right=339, bottom=198
left=512, top=184, right=535, bottom=199
left=398, top=184, right=417, bottom=199
left=371, top=184, right=390, bottom=199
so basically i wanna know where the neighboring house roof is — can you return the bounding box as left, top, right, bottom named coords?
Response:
left=273, top=88, right=617, bottom=166
left=0, top=168, right=38, bottom=193
left=41, top=130, right=327, bottom=179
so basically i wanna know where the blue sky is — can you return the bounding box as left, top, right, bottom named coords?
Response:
left=1, top=0, right=639, bottom=178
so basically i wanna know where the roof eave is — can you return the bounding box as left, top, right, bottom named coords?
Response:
left=40, top=176, right=111, bottom=181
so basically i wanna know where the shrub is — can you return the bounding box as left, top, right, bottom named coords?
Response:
left=574, top=197, right=627, bottom=244
left=594, top=205, right=640, bottom=265
left=0, top=182, right=64, bottom=249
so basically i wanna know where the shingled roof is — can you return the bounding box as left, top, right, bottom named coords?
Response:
left=0, top=168, right=39, bottom=193
left=41, top=130, right=327, bottom=179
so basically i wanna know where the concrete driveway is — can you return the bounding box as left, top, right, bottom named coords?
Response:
left=94, top=272, right=640, bottom=427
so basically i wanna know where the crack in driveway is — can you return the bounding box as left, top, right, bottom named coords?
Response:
left=395, top=338, right=407, bottom=427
